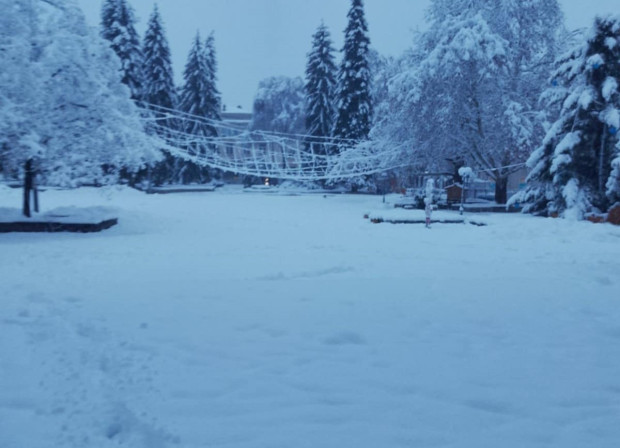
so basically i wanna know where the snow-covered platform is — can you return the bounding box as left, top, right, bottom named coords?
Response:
left=449, top=202, right=521, bottom=213
left=242, top=184, right=336, bottom=196
left=243, top=184, right=281, bottom=193
left=143, top=185, right=217, bottom=194
left=0, top=206, right=118, bottom=233
left=368, top=209, right=487, bottom=226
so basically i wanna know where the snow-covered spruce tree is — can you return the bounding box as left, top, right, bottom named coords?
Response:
left=203, top=32, right=222, bottom=123
left=203, top=32, right=223, bottom=181
left=142, top=4, right=176, bottom=110
left=100, top=0, right=117, bottom=38
left=602, top=19, right=620, bottom=208
left=332, top=0, right=373, bottom=191
left=100, top=0, right=143, bottom=100
left=511, top=44, right=583, bottom=215
left=333, top=0, right=372, bottom=144
left=142, top=4, right=178, bottom=184
left=374, top=0, right=563, bottom=203
left=0, top=0, right=159, bottom=216
left=305, top=22, right=337, bottom=165
left=518, top=15, right=620, bottom=218
left=177, top=32, right=221, bottom=184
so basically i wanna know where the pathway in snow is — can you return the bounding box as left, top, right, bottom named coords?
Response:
left=1, top=186, right=619, bottom=448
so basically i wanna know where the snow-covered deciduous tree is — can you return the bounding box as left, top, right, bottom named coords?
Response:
left=374, top=0, right=563, bottom=203
left=246, top=76, right=305, bottom=186
left=100, top=0, right=143, bottom=100
left=0, top=0, right=159, bottom=216
left=367, top=53, right=417, bottom=189
left=517, top=15, right=620, bottom=218
left=333, top=0, right=372, bottom=144
left=417, top=10, right=510, bottom=201
left=305, top=22, right=337, bottom=154
left=251, top=77, right=305, bottom=134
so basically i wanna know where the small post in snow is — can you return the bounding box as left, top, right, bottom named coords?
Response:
left=458, top=167, right=474, bottom=216
left=425, top=179, right=434, bottom=228
left=23, top=158, right=35, bottom=218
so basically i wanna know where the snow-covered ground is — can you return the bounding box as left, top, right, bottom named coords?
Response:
left=1, top=185, right=619, bottom=448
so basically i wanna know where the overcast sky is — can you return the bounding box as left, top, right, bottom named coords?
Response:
left=76, top=0, right=619, bottom=111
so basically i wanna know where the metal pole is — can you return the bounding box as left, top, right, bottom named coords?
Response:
left=459, top=179, right=467, bottom=216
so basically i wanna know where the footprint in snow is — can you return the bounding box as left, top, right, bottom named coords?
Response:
left=596, top=276, right=613, bottom=286
left=323, top=331, right=366, bottom=346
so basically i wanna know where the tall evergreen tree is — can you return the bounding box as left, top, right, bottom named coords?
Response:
left=518, top=15, right=620, bottom=218
left=202, top=33, right=223, bottom=182
left=305, top=22, right=337, bottom=148
left=100, top=0, right=117, bottom=39
left=333, top=0, right=372, bottom=145
left=203, top=32, right=222, bottom=123
left=177, top=32, right=217, bottom=184
left=178, top=33, right=221, bottom=134
left=142, top=5, right=177, bottom=184
left=142, top=5, right=176, bottom=110
left=180, top=34, right=211, bottom=126
left=100, top=0, right=143, bottom=100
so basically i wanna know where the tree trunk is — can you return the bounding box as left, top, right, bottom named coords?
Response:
left=147, top=165, right=153, bottom=193
left=33, top=180, right=39, bottom=213
left=495, top=176, right=508, bottom=204
left=23, top=159, right=34, bottom=217
left=599, top=126, right=606, bottom=195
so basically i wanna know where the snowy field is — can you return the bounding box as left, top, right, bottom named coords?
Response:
left=1, top=186, right=619, bottom=448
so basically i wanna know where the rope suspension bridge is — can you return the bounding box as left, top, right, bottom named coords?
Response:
left=139, top=103, right=408, bottom=181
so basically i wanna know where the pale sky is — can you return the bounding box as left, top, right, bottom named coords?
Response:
left=75, top=0, right=619, bottom=111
